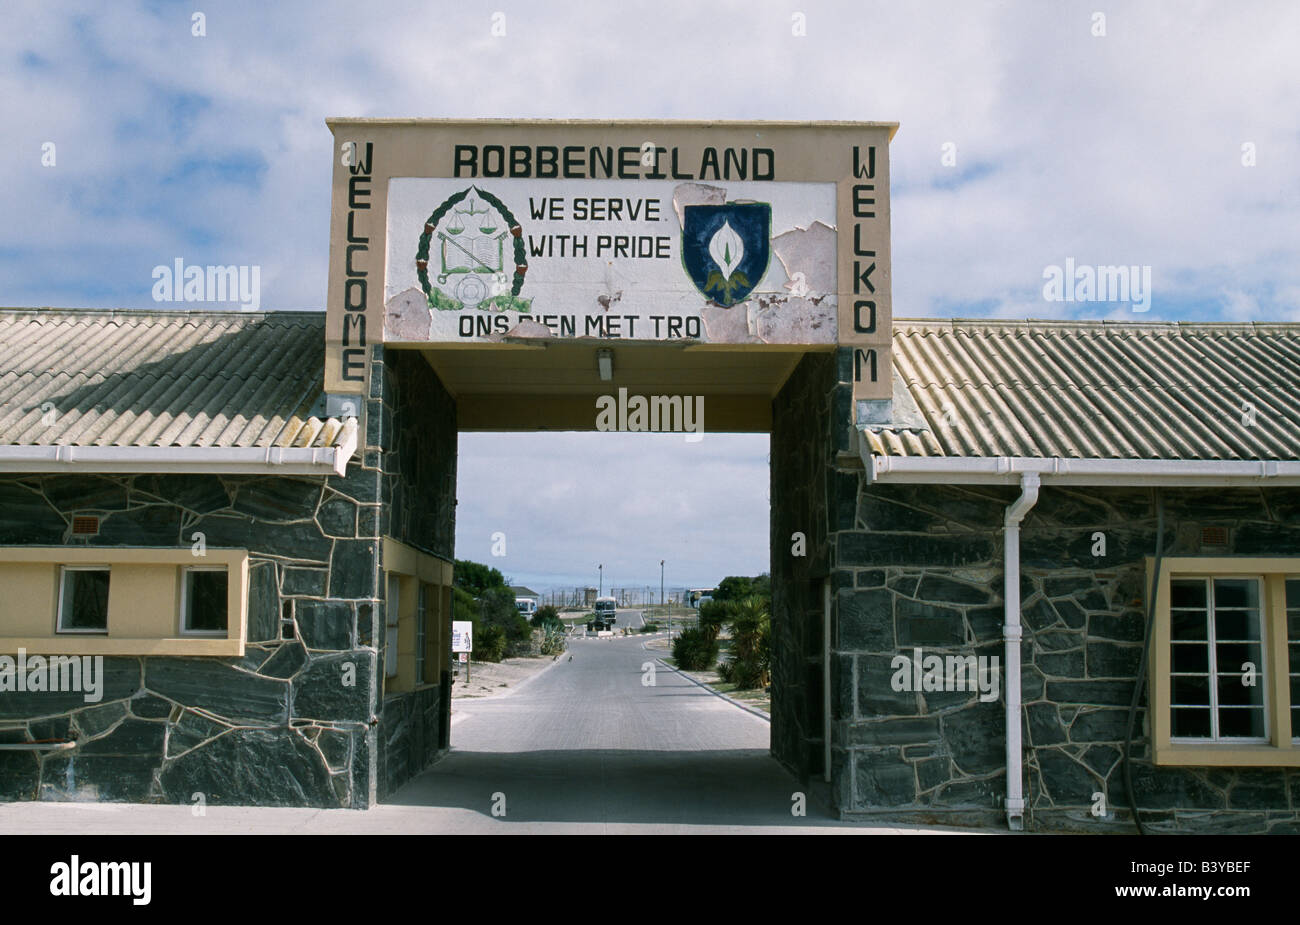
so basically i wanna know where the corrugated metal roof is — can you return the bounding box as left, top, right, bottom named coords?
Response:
left=866, top=319, right=1300, bottom=460
left=0, top=309, right=351, bottom=450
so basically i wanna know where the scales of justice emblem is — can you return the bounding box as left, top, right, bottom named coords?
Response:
left=416, top=186, right=531, bottom=311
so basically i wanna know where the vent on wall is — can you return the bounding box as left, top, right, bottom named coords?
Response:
left=1201, top=526, right=1230, bottom=548
left=71, top=515, right=100, bottom=536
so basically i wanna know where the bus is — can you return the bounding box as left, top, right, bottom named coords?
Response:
left=590, top=596, right=617, bottom=630
left=515, top=597, right=537, bottom=618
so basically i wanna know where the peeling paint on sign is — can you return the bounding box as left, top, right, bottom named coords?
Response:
left=383, top=177, right=839, bottom=345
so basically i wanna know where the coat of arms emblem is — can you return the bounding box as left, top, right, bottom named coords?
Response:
left=416, top=186, right=531, bottom=311
left=681, top=202, right=771, bottom=307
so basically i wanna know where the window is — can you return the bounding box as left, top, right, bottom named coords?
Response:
left=1168, top=577, right=1266, bottom=742
left=415, top=583, right=427, bottom=685
left=386, top=574, right=400, bottom=679
left=378, top=539, right=454, bottom=693
left=1, top=547, right=247, bottom=656
left=1289, top=580, right=1300, bottom=743
left=1152, top=558, right=1300, bottom=766
left=57, top=566, right=110, bottom=634
left=181, top=567, right=229, bottom=635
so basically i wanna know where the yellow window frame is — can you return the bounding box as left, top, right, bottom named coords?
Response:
left=1149, top=556, right=1297, bottom=766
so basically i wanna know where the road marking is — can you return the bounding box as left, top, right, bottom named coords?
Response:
left=654, top=658, right=771, bottom=723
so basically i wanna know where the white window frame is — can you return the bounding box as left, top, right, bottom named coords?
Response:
left=56, top=565, right=111, bottom=635
left=1167, top=575, right=1269, bottom=745
left=385, top=574, right=401, bottom=679
left=1288, top=579, right=1300, bottom=745
left=415, top=583, right=427, bottom=686
left=179, top=566, right=230, bottom=637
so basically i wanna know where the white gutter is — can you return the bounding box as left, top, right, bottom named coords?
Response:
left=867, top=453, right=1300, bottom=486
left=0, top=428, right=358, bottom=478
left=1002, top=472, right=1039, bottom=831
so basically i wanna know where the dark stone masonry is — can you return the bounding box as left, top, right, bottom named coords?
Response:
left=832, top=480, right=1300, bottom=833
left=0, top=345, right=458, bottom=808
left=373, top=345, right=457, bottom=802
left=766, top=348, right=1300, bottom=833
left=770, top=351, right=839, bottom=789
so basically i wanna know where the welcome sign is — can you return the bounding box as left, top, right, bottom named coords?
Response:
left=325, top=120, right=897, bottom=403
left=383, top=178, right=837, bottom=343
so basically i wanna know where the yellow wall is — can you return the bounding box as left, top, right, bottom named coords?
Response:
left=3, top=562, right=59, bottom=636
left=382, top=537, right=453, bottom=694
left=0, top=547, right=248, bottom=656
left=109, top=565, right=181, bottom=636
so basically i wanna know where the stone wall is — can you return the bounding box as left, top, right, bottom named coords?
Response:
left=832, top=478, right=1300, bottom=833
left=770, top=349, right=853, bottom=784
left=0, top=468, right=381, bottom=808
left=0, top=348, right=459, bottom=809
left=372, top=346, right=457, bottom=801
left=376, top=347, right=457, bottom=560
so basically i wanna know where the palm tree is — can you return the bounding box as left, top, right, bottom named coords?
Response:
left=726, top=595, right=771, bottom=689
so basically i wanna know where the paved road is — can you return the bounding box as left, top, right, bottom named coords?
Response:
left=390, top=632, right=826, bottom=828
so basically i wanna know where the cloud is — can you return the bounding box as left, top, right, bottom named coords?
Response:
left=456, top=432, right=769, bottom=589
left=3, top=0, right=1298, bottom=587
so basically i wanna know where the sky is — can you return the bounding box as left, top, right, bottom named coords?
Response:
left=2, top=1, right=1298, bottom=591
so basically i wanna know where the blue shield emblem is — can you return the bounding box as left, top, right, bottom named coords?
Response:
left=681, top=203, right=771, bottom=307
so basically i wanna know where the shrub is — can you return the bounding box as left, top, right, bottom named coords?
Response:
left=452, top=586, right=479, bottom=623
left=531, top=605, right=562, bottom=631
left=697, top=599, right=729, bottom=638
left=480, top=586, right=532, bottom=656
left=519, top=628, right=541, bottom=656
left=712, top=576, right=753, bottom=603
left=641, top=622, right=659, bottom=633
left=475, top=625, right=507, bottom=663
left=726, top=595, right=771, bottom=689
left=727, top=653, right=768, bottom=689
left=716, top=659, right=734, bottom=683
left=540, top=627, right=567, bottom=656
left=454, top=559, right=506, bottom=597
left=672, top=627, right=720, bottom=671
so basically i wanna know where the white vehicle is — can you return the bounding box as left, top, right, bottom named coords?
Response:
left=515, top=597, right=538, bottom=618
left=687, top=588, right=716, bottom=608
left=589, top=596, right=617, bottom=629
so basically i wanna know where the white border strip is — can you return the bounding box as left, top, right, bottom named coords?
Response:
left=0, top=429, right=358, bottom=478
left=863, top=441, right=1300, bottom=486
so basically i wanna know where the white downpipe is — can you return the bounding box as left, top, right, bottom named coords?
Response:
left=1003, top=472, right=1039, bottom=831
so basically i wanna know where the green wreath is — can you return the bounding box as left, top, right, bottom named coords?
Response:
left=415, top=186, right=529, bottom=312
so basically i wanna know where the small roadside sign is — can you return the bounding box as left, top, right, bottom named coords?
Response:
left=459, top=652, right=468, bottom=663
left=452, top=621, right=473, bottom=653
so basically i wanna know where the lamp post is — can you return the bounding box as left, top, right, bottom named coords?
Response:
left=660, top=560, right=665, bottom=610
left=598, top=563, right=603, bottom=598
